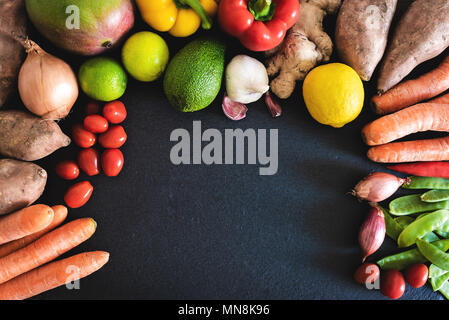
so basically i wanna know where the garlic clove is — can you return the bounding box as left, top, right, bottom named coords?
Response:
left=222, top=95, right=248, bottom=121
left=265, top=91, right=282, bottom=118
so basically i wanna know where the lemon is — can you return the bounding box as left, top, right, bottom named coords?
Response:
left=122, top=31, right=169, bottom=82
left=303, top=63, right=364, bottom=128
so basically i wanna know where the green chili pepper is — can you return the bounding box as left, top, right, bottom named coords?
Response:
left=421, top=190, right=449, bottom=203
left=398, top=210, right=449, bottom=247
left=429, top=264, right=448, bottom=279
left=417, top=238, right=449, bottom=271
left=438, top=281, right=449, bottom=300
left=377, top=239, right=449, bottom=270
left=403, top=177, right=449, bottom=190
left=389, top=194, right=449, bottom=216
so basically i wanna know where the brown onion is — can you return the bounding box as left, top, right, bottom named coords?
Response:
left=351, top=172, right=406, bottom=202
left=18, top=40, right=78, bottom=120
left=359, top=204, right=386, bottom=262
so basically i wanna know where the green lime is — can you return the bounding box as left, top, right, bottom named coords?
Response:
left=78, top=57, right=127, bottom=101
left=122, top=31, right=169, bottom=82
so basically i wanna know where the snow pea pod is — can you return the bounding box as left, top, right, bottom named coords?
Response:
left=395, top=215, right=439, bottom=243
left=417, top=238, right=449, bottom=271
left=429, top=264, right=448, bottom=279
left=398, top=210, right=449, bottom=247
left=382, top=207, right=403, bottom=241
left=421, top=190, right=449, bottom=203
left=436, top=230, right=449, bottom=239
left=439, top=281, right=449, bottom=300
left=431, top=272, right=449, bottom=291
left=389, top=194, right=449, bottom=216
left=403, top=177, right=449, bottom=190
left=377, top=239, right=449, bottom=270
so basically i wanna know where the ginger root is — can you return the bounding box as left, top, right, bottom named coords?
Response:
left=266, top=0, right=341, bottom=99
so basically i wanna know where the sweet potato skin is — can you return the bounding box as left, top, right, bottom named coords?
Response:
left=0, top=159, right=47, bottom=215
left=0, top=110, right=71, bottom=161
left=336, top=0, right=397, bottom=81
left=378, top=0, right=449, bottom=93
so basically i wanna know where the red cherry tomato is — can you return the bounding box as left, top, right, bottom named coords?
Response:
left=405, top=263, right=428, bottom=288
left=78, top=148, right=100, bottom=176
left=380, top=270, right=406, bottom=300
left=354, top=263, right=380, bottom=285
left=72, top=124, right=96, bottom=148
left=55, top=160, right=79, bottom=180
left=99, top=125, right=127, bottom=148
left=64, top=181, right=93, bottom=209
left=85, top=101, right=101, bottom=115
left=103, top=101, right=127, bottom=124
left=101, top=149, right=124, bottom=177
left=84, top=115, right=109, bottom=133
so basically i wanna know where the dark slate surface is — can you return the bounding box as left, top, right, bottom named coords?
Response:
left=8, top=0, right=447, bottom=299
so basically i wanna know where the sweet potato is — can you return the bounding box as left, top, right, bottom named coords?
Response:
left=0, top=110, right=71, bottom=161
left=0, top=159, right=47, bottom=215
left=0, top=0, right=26, bottom=107
left=336, top=0, right=397, bottom=81
left=377, top=0, right=449, bottom=93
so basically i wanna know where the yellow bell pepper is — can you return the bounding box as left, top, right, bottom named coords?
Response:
left=136, top=0, right=217, bottom=37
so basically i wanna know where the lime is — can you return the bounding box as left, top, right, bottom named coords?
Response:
left=303, top=63, right=364, bottom=128
left=122, top=31, right=169, bottom=82
left=78, top=57, right=127, bottom=102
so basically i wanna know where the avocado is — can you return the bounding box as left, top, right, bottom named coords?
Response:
left=163, top=38, right=225, bottom=112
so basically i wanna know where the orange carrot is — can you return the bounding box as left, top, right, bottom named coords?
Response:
left=431, top=92, right=449, bottom=104
left=0, top=218, right=96, bottom=284
left=367, top=136, right=449, bottom=163
left=0, top=251, right=109, bottom=300
left=0, top=205, right=68, bottom=258
left=0, top=205, right=53, bottom=245
left=372, top=55, right=449, bottom=115
left=362, top=103, right=449, bottom=146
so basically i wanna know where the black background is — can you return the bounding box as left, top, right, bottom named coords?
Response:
left=7, top=0, right=448, bottom=300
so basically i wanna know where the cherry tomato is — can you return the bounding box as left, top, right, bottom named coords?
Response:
left=64, top=181, right=93, bottom=209
left=101, top=149, right=124, bottom=177
left=78, top=148, right=100, bottom=176
left=380, top=270, right=406, bottom=300
left=354, top=263, right=380, bottom=285
left=72, top=124, right=96, bottom=148
left=103, top=100, right=127, bottom=124
left=99, top=125, right=127, bottom=148
left=85, top=101, right=101, bottom=115
left=55, top=160, right=79, bottom=180
left=405, top=263, right=428, bottom=288
left=84, top=115, right=109, bottom=133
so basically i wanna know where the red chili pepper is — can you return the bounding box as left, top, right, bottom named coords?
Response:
left=218, top=0, right=300, bottom=52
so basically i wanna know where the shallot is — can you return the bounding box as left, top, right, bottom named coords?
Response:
left=359, top=204, right=386, bottom=262
left=351, top=172, right=406, bottom=202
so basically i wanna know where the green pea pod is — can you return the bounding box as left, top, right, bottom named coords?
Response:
left=417, top=238, right=449, bottom=271
left=377, top=239, right=449, bottom=270
left=398, top=210, right=449, bottom=247
left=429, top=264, right=448, bottom=279
left=430, top=266, right=449, bottom=291
left=389, top=194, right=449, bottom=216
left=439, top=281, right=449, bottom=300
left=403, top=177, right=449, bottom=190
left=394, top=216, right=414, bottom=228
left=421, top=190, right=449, bottom=203
left=436, top=230, right=449, bottom=239
left=382, top=207, right=404, bottom=241
left=393, top=215, right=438, bottom=242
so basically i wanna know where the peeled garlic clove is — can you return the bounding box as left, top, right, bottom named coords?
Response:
left=265, top=92, right=282, bottom=118
left=359, top=204, right=386, bottom=262
left=222, top=95, right=247, bottom=121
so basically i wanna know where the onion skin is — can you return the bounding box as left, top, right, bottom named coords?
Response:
left=18, top=40, right=78, bottom=120
left=359, top=205, right=386, bottom=262
left=352, top=172, right=406, bottom=202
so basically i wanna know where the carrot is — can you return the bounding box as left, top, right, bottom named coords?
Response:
left=372, top=55, right=449, bottom=115
left=431, top=92, right=449, bottom=104
left=367, top=136, right=449, bottom=163
left=388, top=162, right=449, bottom=178
left=0, top=217, right=96, bottom=284
left=0, top=205, right=53, bottom=245
left=0, top=251, right=109, bottom=300
left=0, top=205, right=68, bottom=258
left=362, top=103, right=449, bottom=146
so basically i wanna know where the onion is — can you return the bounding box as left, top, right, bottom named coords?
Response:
left=359, top=204, right=386, bottom=262
left=18, top=40, right=78, bottom=120
left=222, top=95, right=248, bottom=121
left=351, top=172, right=406, bottom=202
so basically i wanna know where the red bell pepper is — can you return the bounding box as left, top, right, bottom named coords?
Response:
left=218, top=0, right=300, bottom=52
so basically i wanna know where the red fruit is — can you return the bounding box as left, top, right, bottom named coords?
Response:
left=84, top=115, right=109, bottom=133
left=64, top=181, right=93, bottom=209
left=99, top=125, right=127, bottom=148
left=101, top=149, right=124, bottom=177
left=354, top=263, right=380, bottom=285
left=405, top=264, right=428, bottom=288
left=380, top=270, right=405, bottom=300
left=103, top=100, right=127, bottom=124
left=85, top=101, right=101, bottom=115
left=56, top=160, right=79, bottom=180
left=72, top=124, right=96, bottom=148
left=78, top=148, right=100, bottom=176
